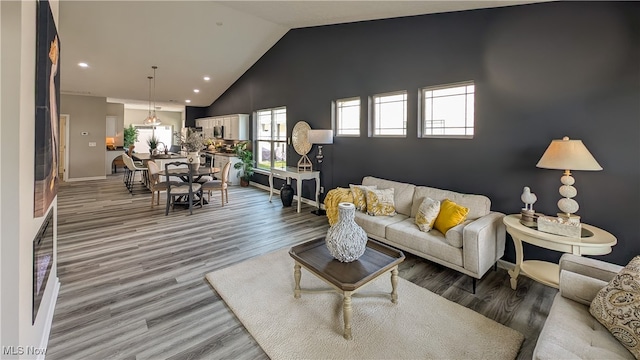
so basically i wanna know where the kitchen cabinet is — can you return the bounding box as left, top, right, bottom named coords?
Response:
left=223, top=114, right=249, bottom=141
left=194, top=114, right=249, bottom=141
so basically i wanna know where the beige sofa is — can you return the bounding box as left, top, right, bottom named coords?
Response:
left=534, top=254, right=632, bottom=359
left=353, top=176, right=506, bottom=288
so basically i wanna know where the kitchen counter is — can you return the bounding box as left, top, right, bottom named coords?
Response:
left=203, top=150, right=237, bottom=157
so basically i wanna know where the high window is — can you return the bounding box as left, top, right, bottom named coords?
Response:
left=255, top=107, right=287, bottom=170
left=420, top=82, right=475, bottom=138
left=334, top=97, right=360, bottom=137
left=370, top=91, right=407, bottom=137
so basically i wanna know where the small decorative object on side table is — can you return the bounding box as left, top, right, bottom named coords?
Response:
left=520, top=186, right=538, bottom=226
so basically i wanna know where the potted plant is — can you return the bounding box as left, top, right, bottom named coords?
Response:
left=123, top=124, right=139, bottom=149
left=234, top=141, right=254, bottom=187
left=147, top=135, right=159, bottom=154
left=175, top=129, right=204, bottom=169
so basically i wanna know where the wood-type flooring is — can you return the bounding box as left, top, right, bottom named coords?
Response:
left=47, top=174, right=557, bottom=359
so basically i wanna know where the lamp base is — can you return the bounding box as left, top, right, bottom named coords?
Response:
left=311, top=209, right=326, bottom=216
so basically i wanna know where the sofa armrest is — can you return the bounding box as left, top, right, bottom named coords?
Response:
left=462, top=212, right=506, bottom=278
left=558, top=254, right=623, bottom=306
left=559, top=253, right=623, bottom=282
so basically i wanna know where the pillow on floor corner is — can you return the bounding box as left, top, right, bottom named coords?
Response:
left=589, top=255, right=640, bottom=359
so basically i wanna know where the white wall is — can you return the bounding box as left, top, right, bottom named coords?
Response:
left=1, top=1, right=60, bottom=358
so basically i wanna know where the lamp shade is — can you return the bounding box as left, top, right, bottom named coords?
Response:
left=536, top=136, right=602, bottom=171
left=308, top=129, right=333, bottom=145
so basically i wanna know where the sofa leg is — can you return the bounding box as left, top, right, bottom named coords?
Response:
left=472, top=277, right=477, bottom=294
left=494, top=262, right=498, bottom=272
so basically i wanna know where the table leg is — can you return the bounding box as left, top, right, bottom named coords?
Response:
left=315, top=174, right=320, bottom=210
left=296, top=178, right=302, bottom=213
left=390, top=266, right=399, bottom=304
left=293, top=263, right=301, bottom=299
left=343, top=291, right=353, bottom=340
left=508, top=236, right=524, bottom=290
left=268, top=172, right=274, bottom=202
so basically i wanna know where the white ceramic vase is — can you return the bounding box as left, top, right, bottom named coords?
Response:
left=186, top=151, right=200, bottom=170
left=326, top=202, right=368, bottom=262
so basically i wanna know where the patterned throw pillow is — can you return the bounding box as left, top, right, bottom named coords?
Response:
left=589, top=256, right=640, bottom=358
left=433, top=199, right=469, bottom=234
left=415, top=197, right=440, bottom=232
left=349, top=184, right=377, bottom=212
left=366, top=188, right=396, bottom=216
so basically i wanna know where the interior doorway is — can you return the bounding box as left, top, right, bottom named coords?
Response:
left=59, top=114, right=69, bottom=181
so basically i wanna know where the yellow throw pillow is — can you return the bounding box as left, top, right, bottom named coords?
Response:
left=433, top=199, right=469, bottom=234
left=415, top=197, right=440, bottom=232
left=366, top=188, right=396, bottom=216
left=349, top=184, right=376, bottom=212
left=324, top=187, right=354, bottom=226
left=589, top=256, right=640, bottom=358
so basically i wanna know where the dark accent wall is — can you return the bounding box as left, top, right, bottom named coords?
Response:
left=185, top=106, right=208, bottom=127
left=204, top=1, right=640, bottom=266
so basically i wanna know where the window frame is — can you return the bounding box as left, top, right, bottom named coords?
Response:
left=419, top=81, right=475, bottom=139
left=333, top=96, right=361, bottom=137
left=254, top=106, right=287, bottom=171
left=369, top=90, right=408, bottom=138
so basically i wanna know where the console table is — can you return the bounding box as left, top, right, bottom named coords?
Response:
left=268, top=167, right=320, bottom=213
left=503, top=214, right=617, bottom=290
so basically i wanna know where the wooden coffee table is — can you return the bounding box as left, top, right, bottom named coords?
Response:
left=289, top=237, right=405, bottom=340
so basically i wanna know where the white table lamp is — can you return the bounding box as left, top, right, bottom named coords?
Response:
left=308, top=130, right=333, bottom=163
left=307, top=129, right=333, bottom=216
left=536, top=136, right=602, bottom=222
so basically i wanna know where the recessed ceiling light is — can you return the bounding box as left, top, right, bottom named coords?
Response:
left=78, top=62, right=89, bottom=68
left=203, top=76, right=210, bottom=81
left=193, top=89, right=200, bottom=93
left=185, top=100, right=191, bottom=103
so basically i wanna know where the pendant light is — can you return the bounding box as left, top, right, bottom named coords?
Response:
left=143, top=75, right=154, bottom=124
left=143, top=65, right=161, bottom=125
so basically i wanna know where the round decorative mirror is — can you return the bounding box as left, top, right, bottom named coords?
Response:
left=292, top=121, right=313, bottom=171
left=292, top=121, right=311, bottom=156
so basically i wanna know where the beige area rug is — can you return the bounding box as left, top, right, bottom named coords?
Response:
left=206, top=249, right=524, bottom=360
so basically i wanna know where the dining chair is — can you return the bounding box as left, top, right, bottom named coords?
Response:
left=165, top=161, right=203, bottom=215
left=147, top=161, right=168, bottom=207
left=122, top=153, right=149, bottom=194
left=201, top=161, right=231, bottom=207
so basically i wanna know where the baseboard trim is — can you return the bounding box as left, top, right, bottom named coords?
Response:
left=66, top=176, right=107, bottom=182
left=39, top=277, right=60, bottom=360
left=497, top=259, right=515, bottom=271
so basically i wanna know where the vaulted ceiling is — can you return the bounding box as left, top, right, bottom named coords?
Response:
left=59, top=1, right=544, bottom=111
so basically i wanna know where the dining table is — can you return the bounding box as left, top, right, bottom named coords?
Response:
left=159, top=166, right=220, bottom=183
left=159, top=166, right=221, bottom=206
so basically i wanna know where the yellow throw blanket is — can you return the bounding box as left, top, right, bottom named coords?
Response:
left=324, top=187, right=354, bottom=226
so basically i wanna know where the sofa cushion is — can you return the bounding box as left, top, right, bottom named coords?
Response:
left=354, top=211, right=407, bottom=239
left=444, top=220, right=472, bottom=248
left=590, top=256, right=640, bottom=359
left=386, top=218, right=463, bottom=267
left=415, top=197, right=440, bottom=232
left=434, top=199, right=469, bottom=235
left=349, top=184, right=376, bottom=212
left=362, top=176, right=415, bottom=216
left=411, top=186, right=490, bottom=220
left=534, top=293, right=633, bottom=360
